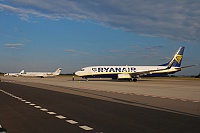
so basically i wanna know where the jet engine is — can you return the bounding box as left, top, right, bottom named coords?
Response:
left=117, top=74, right=131, bottom=79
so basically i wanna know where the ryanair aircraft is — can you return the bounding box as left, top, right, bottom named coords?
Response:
left=75, top=47, right=192, bottom=81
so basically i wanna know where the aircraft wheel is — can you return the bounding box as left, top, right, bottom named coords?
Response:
left=132, top=78, right=137, bottom=82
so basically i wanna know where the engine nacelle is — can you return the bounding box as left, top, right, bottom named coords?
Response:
left=117, top=74, right=131, bottom=79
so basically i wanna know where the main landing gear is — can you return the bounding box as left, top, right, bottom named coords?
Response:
left=132, top=78, right=138, bottom=82
left=130, top=78, right=137, bottom=82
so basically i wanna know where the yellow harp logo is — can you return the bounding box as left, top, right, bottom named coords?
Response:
left=175, top=54, right=182, bottom=63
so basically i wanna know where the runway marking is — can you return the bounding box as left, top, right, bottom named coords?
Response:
left=47, top=112, right=56, bottom=115
left=0, top=124, right=6, bottom=133
left=40, top=108, right=48, bottom=111
left=1, top=88, right=199, bottom=105
left=0, top=89, right=95, bottom=132
left=79, top=125, right=93, bottom=131
left=56, top=115, right=66, bottom=119
left=180, top=99, right=187, bottom=101
left=192, top=100, right=199, bottom=103
left=34, top=106, right=42, bottom=109
left=5, top=86, right=200, bottom=133
left=66, top=120, right=78, bottom=124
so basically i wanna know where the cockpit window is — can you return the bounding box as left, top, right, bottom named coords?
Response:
left=81, top=69, right=85, bottom=71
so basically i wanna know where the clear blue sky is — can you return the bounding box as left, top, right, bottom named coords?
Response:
left=0, top=0, right=200, bottom=75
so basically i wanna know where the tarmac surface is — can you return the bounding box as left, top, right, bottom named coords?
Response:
left=0, top=76, right=199, bottom=133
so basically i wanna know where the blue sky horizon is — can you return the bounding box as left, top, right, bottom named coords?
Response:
left=0, top=0, right=200, bottom=75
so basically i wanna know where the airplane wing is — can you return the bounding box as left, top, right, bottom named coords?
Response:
left=130, top=54, right=176, bottom=76
left=130, top=67, right=170, bottom=76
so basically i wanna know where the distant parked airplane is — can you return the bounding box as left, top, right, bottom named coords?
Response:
left=21, top=68, right=62, bottom=78
left=4, top=70, right=24, bottom=77
left=75, top=46, right=193, bottom=81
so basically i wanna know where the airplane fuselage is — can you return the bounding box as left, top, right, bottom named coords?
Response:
left=75, top=47, right=186, bottom=81
left=20, top=68, right=62, bottom=78
left=21, top=72, right=54, bottom=78
left=4, top=73, right=19, bottom=77
left=75, top=65, right=176, bottom=78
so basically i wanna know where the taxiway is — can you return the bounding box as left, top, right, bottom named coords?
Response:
left=0, top=76, right=199, bottom=133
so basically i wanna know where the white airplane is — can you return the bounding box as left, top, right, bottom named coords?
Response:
left=75, top=46, right=192, bottom=81
left=4, top=70, right=25, bottom=77
left=21, top=68, right=62, bottom=78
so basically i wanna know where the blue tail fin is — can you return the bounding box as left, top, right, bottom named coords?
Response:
left=160, top=46, right=185, bottom=67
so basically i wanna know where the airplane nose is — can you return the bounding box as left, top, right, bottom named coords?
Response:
left=75, top=71, right=80, bottom=76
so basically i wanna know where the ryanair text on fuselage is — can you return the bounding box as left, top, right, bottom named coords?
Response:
left=92, top=67, right=136, bottom=73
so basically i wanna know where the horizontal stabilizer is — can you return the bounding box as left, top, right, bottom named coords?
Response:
left=181, top=64, right=197, bottom=69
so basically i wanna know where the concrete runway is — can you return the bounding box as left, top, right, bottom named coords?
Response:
left=0, top=76, right=199, bottom=133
